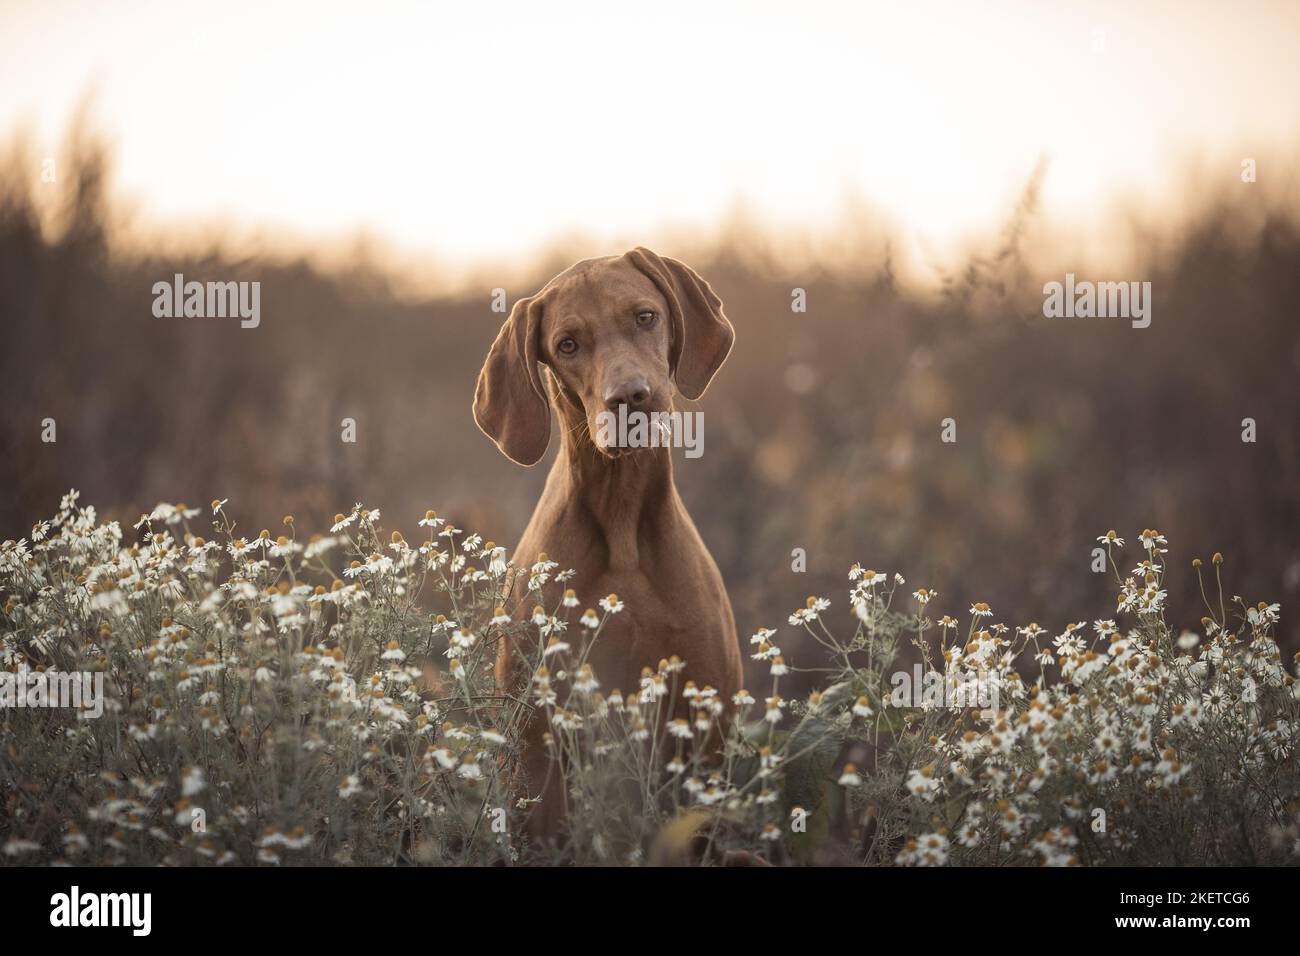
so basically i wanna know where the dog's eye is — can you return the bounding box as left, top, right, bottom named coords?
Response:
left=636, top=310, right=657, bottom=327
left=556, top=337, right=579, bottom=356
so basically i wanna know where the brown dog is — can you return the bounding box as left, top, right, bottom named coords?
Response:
left=473, top=247, right=744, bottom=837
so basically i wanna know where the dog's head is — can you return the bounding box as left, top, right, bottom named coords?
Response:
left=473, top=247, right=734, bottom=465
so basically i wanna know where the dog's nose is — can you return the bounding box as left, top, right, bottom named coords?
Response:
left=604, top=377, right=651, bottom=412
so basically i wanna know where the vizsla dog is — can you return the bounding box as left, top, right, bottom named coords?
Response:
left=473, top=247, right=744, bottom=838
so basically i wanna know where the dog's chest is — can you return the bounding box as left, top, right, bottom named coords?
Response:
left=511, top=466, right=739, bottom=697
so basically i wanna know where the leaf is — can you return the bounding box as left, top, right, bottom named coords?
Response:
left=780, top=716, right=845, bottom=862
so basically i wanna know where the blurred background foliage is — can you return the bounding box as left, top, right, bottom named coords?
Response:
left=2, top=128, right=1299, bottom=696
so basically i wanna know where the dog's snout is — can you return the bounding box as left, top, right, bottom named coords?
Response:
left=603, top=376, right=651, bottom=411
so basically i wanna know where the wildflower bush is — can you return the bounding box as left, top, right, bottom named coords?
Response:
left=1, top=493, right=1297, bottom=866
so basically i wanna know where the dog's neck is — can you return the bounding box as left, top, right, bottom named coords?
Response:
left=547, top=379, right=679, bottom=570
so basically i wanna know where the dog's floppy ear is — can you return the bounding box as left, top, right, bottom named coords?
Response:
left=625, top=246, right=734, bottom=400
left=473, top=294, right=551, bottom=466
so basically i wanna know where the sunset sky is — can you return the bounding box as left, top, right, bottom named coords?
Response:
left=2, top=0, right=1298, bottom=275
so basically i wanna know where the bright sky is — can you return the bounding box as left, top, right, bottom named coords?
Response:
left=2, top=0, right=1298, bottom=275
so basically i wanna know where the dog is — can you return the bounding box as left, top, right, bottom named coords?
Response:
left=473, top=247, right=744, bottom=838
